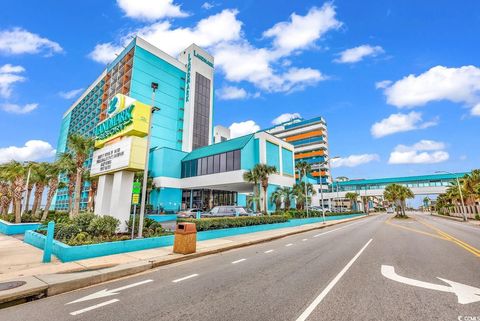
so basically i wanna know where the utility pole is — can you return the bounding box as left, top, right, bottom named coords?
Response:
left=435, top=171, right=467, bottom=221
left=138, top=82, right=160, bottom=238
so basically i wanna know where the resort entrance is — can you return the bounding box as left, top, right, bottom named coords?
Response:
left=181, top=189, right=238, bottom=211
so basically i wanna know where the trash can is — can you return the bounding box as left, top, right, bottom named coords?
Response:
left=173, top=222, right=197, bottom=254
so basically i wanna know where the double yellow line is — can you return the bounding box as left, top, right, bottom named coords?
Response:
left=385, top=216, right=480, bottom=258
left=417, top=218, right=480, bottom=258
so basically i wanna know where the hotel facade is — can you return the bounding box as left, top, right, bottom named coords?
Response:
left=53, top=36, right=295, bottom=215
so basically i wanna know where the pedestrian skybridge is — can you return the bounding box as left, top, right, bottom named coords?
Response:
left=323, top=172, right=467, bottom=199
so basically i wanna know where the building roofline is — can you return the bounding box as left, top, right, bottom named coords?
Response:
left=334, top=172, right=469, bottom=186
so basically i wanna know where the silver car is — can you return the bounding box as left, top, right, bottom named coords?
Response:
left=177, top=208, right=203, bottom=219
left=202, top=206, right=250, bottom=218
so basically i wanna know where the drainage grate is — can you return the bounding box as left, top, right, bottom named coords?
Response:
left=0, top=281, right=26, bottom=291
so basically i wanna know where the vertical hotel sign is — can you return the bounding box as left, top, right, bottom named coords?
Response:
left=185, top=53, right=191, bottom=102
left=90, top=94, right=151, bottom=176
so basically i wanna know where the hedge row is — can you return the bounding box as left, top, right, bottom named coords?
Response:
left=177, top=215, right=289, bottom=231
left=279, top=210, right=360, bottom=219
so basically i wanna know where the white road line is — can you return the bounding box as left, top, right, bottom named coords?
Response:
left=232, top=258, right=246, bottom=264
left=295, top=238, right=373, bottom=321
left=69, top=299, right=119, bottom=316
left=172, top=274, right=199, bottom=283
left=264, top=250, right=274, bottom=253
left=313, top=219, right=365, bottom=238
left=286, top=243, right=293, bottom=247
left=302, top=239, right=308, bottom=241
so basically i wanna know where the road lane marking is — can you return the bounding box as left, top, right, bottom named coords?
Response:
left=70, top=299, right=119, bottom=315
left=384, top=217, right=446, bottom=240
left=232, top=258, right=246, bottom=264
left=312, top=219, right=366, bottom=238
left=264, top=250, right=274, bottom=253
left=67, top=279, right=154, bottom=304
left=286, top=243, right=293, bottom=247
left=172, top=274, right=199, bottom=283
left=302, top=239, right=308, bottom=242
left=295, top=239, right=373, bottom=321
left=381, top=265, right=480, bottom=304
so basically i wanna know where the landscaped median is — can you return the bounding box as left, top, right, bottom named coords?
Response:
left=0, top=219, right=41, bottom=235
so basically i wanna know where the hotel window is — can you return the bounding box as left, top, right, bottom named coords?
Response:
left=181, top=149, right=242, bottom=178
left=192, top=73, right=211, bottom=149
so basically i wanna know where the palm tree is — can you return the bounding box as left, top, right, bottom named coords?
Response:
left=462, top=170, right=480, bottom=205
left=0, top=161, right=27, bottom=223
left=255, top=164, right=277, bottom=214
left=295, top=161, right=311, bottom=183
left=66, top=133, right=94, bottom=218
left=279, top=186, right=294, bottom=210
left=270, top=188, right=283, bottom=211
left=58, top=153, right=76, bottom=213
left=423, top=196, right=431, bottom=211
left=30, top=162, right=50, bottom=216
left=23, top=162, right=37, bottom=215
left=243, top=169, right=261, bottom=212
left=292, top=182, right=316, bottom=210
left=383, top=184, right=413, bottom=217
left=0, top=172, right=11, bottom=218
left=41, top=161, right=63, bottom=221
left=345, top=192, right=359, bottom=211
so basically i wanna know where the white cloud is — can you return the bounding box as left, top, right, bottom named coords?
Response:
left=331, top=154, right=380, bottom=168
left=0, top=140, right=55, bottom=163
left=263, top=3, right=342, bottom=56
left=272, top=112, right=301, bottom=125
left=88, top=43, right=124, bottom=65
left=229, top=120, right=260, bottom=138
left=116, top=0, right=188, bottom=21
left=375, top=80, right=392, bottom=89
left=217, top=86, right=248, bottom=100
left=0, top=64, right=26, bottom=98
left=59, top=88, right=84, bottom=99
left=201, top=2, right=215, bottom=10
left=380, top=65, right=480, bottom=116
left=371, top=111, right=438, bottom=138
left=334, top=44, right=384, bottom=63
left=0, top=28, right=63, bottom=56
left=90, top=6, right=338, bottom=93
left=388, top=140, right=449, bottom=164
left=0, top=103, right=38, bottom=114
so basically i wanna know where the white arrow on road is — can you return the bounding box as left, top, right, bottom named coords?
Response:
left=67, top=279, right=153, bottom=305
left=381, top=265, right=480, bottom=304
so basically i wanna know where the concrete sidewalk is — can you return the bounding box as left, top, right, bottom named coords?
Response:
left=0, top=214, right=368, bottom=306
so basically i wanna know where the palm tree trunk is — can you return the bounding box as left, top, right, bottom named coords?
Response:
left=25, top=186, right=33, bottom=214
left=41, top=178, right=58, bottom=221
left=14, top=198, right=22, bottom=223
left=71, top=169, right=83, bottom=218
left=31, top=184, right=45, bottom=217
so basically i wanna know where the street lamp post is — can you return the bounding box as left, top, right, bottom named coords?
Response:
left=319, top=156, right=339, bottom=223
left=435, top=170, right=467, bottom=221
left=22, top=164, right=32, bottom=215
left=138, top=82, right=160, bottom=238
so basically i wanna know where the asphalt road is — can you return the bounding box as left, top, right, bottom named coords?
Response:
left=1, top=213, right=479, bottom=321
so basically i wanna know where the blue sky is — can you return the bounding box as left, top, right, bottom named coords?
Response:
left=0, top=0, right=478, bottom=181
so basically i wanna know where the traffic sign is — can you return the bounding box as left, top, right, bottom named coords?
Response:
left=132, top=182, right=141, bottom=194
left=132, top=194, right=140, bottom=205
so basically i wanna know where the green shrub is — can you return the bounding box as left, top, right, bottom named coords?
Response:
left=87, top=216, right=119, bottom=237
left=67, top=232, right=93, bottom=246
left=475, top=213, right=480, bottom=220
left=72, top=213, right=96, bottom=232
left=55, top=223, right=81, bottom=241
left=278, top=210, right=360, bottom=219
left=178, top=215, right=288, bottom=231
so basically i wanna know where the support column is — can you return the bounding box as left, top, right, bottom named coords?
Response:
left=94, top=174, right=113, bottom=216
left=109, top=170, right=135, bottom=232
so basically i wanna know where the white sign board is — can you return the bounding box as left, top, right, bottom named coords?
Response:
left=91, top=137, right=132, bottom=176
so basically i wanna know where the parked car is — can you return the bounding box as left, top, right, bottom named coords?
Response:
left=177, top=208, right=203, bottom=219
left=202, top=206, right=251, bottom=218
left=310, top=206, right=331, bottom=213
left=386, top=207, right=394, bottom=214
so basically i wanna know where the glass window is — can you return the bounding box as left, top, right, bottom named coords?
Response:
left=201, top=158, right=207, bottom=175
left=226, top=151, right=234, bottom=171
left=220, top=153, right=226, bottom=172
left=214, top=154, right=220, bottom=173
left=233, top=150, right=241, bottom=170
left=207, top=156, right=214, bottom=174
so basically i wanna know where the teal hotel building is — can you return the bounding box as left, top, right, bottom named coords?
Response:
left=54, top=36, right=295, bottom=213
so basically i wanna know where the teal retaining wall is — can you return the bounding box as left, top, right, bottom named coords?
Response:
left=147, top=214, right=178, bottom=222
left=0, top=219, right=41, bottom=235
left=24, top=214, right=363, bottom=262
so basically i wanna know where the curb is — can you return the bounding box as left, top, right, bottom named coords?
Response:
left=430, top=213, right=464, bottom=222
left=0, top=214, right=368, bottom=308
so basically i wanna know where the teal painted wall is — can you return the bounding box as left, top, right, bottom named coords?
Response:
left=237, top=194, right=247, bottom=207
left=56, top=112, right=71, bottom=156
left=282, top=148, right=294, bottom=176
left=150, top=187, right=182, bottom=212
left=130, top=45, right=186, bottom=151
left=240, top=136, right=255, bottom=170
left=266, top=141, right=280, bottom=171
left=149, top=147, right=186, bottom=178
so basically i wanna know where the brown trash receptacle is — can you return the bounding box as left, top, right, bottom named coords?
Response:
left=173, top=223, right=197, bottom=254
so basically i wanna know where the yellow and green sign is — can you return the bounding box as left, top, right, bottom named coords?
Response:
left=94, top=94, right=151, bottom=148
